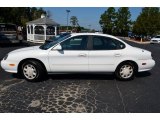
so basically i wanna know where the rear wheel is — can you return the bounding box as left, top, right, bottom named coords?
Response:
left=21, top=60, right=46, bottom=82
left=115, top=62, right=136, bottom=81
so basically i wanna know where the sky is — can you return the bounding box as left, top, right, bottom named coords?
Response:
left=44, top=7, right=142, bottom=31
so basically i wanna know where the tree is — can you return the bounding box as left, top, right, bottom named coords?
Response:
left=115, top=7, right=132, bottom=36
left=70, top=16, right=78, bottom=27
left=0, top=7, right=47, bottom=27
left=133, top=7, right=160, bottom=36
left=46, top=10, right=52, bottom=18
left=31, top=7, right=46, bottom=20
left=99, top=7, right=116, bottom=34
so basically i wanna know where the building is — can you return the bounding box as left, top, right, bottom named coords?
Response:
left=26, top=15, right=60, bottom=43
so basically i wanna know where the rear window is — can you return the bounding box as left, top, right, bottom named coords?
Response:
left=155, top=36, right=160, bottom=38
left=0, top=24, right=17, bottom=32
left=92, top=36, right=126, bottom=50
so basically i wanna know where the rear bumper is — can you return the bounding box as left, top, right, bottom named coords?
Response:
left=138, top=59, right=155, bottom=72
left=1, top=59, right=18, bottom=73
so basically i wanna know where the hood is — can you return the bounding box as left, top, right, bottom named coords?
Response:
left=9, top=46, right=40, bottom=54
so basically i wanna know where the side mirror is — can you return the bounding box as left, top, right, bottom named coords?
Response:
left=53, top=44, right=62, bottom=50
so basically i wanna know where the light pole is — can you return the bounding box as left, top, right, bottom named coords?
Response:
left=66, top=10, right=71, bottom=32
left=88, top=24, right=91, bottom=32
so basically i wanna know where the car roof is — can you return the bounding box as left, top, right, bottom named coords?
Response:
left=69, top=33, right=129, bottom=46
left=71, top=33, right=119, bottom=40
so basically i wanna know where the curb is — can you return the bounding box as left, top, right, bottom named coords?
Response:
left=124, top=38, right=150, bottom=44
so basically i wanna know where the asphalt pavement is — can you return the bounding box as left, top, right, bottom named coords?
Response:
left=0, top=40, right=160, bottom=113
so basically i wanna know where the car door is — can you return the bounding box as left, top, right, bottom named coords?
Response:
left=48, top=35, right=89, bottom=72
left=89, top=35, right=125, bottom=72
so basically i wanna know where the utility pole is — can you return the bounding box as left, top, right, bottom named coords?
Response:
left=66, top=10, right=71, bottom=32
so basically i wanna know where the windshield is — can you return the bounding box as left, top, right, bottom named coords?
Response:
left=49, top=33, right=71, bottom=41
left=155, top=36, right=160, bottom=38
left=39, top=34, right=71, bottom=50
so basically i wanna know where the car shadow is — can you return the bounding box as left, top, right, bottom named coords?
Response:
left=48, top=73, right=115, bottom=81
left=12, top=73, right=23, bottom=79
left=47, top=71, right=152, bottom=82
left=136, top=71, right=151, bottom=78
left=11, top=71, right=152, bottom=82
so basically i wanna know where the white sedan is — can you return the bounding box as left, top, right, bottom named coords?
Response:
left=1, top=33, right=155, bottom=81
left=150, top=35, right=160, bottom=44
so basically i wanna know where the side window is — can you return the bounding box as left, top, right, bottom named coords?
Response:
left=93, top=37, right=105, bottom=50
left=105, top=38, right=118, bottom=50
left=93, top=36, right=125, bottom=50
left=60, top=36, right=88, bottom=50
left=109, top=38, right=125, bottom=49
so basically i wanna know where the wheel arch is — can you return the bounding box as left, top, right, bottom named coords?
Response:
left=18, top=58, right=47, bottom=74
left=115, top=60, right=139, bottom=73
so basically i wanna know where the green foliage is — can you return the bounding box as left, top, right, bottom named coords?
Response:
left=60, top=25, right=85, bottom=32
left=133, top=7, right=160, bottom=36
left=70, top=16, right=82, bottom=32
left=99, top=7, right=116, bottom=34
left=0, top=7, right=47, bottom=27
left=60, top=26, right=72, bottom=30
left=70, top=16, right=79, bottom=27
left=115, top=7, right=132, bottom=36
left=100, top=7, right=132, bottom=36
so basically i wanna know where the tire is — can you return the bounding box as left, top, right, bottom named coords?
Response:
left=21, top=60, right=46, bottom=82
left=115, top=62, right=136, bottom=81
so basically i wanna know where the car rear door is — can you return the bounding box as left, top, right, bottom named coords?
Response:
left=88, top=35, right=125, bottom=72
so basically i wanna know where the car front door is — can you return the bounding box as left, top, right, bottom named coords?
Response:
left=89, top=36, right=125, bottom=72
left=48, top=35, right=89, bottom=72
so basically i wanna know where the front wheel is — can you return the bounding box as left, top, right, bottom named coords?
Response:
left=21, top=60, right=46, bottom=82
left=115, top=62, right=136, bottom=81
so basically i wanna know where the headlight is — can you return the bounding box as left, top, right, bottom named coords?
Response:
left=3, top=54, right=8, bottom=60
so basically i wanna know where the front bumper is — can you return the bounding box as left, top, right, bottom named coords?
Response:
left=1, top=59, right=18, bottom=73
left=138, top=59, right=155, bottom=72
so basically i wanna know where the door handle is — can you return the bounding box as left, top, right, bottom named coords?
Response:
left=78, top=53, right=87, bottom=57
left=114, top=53, right=121, bottom=57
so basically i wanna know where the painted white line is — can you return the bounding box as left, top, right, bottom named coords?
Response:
left=0, top=80, right=24, bottom=92
left=4, top=78, right=17, bottom=82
